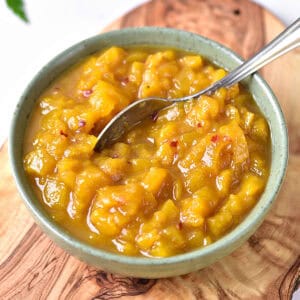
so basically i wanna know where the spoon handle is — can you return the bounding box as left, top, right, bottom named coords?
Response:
left=189, top=17, right=300, bottom=98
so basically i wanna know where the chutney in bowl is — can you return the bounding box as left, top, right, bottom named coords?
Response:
left=10, top=27, right=287, bottom=278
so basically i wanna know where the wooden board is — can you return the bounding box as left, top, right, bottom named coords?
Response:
left=1, top=0, right=299, bottom=298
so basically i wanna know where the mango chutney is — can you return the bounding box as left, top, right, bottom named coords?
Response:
left=24, top=46, right=270, bottom=257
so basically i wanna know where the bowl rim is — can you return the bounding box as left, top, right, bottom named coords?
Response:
left=9, top=26, right=288, bottom=266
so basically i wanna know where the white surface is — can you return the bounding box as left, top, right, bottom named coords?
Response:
left=0, top=0, right=299, bottom=147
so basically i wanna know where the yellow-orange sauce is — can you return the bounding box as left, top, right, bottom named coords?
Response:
left=24, top=46, right=270, bottom=257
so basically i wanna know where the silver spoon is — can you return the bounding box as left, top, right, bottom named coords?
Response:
left=94, top=18, right=300, bottom=152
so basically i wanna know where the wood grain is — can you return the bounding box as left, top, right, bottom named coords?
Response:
left=106, top=0, right=265, bottom=60
left=0, top=0, right=299, bottom=299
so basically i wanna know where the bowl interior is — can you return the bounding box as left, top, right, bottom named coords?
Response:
left=9, top=27, right=288, bottom=275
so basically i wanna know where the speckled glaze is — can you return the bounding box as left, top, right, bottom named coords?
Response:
left=9, top=27, right=288, bottom=278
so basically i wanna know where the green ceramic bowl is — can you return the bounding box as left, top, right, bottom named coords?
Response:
left=9, top=27, right=288, bottom=278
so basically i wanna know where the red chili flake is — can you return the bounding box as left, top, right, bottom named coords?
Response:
left=111, top=174, right=122, bottom=182
left=60, top=130, right=68, bottom=137
left=197, top=122, right=202, bottom=128
left=211, top=135, right=219, bottom=143
left=82, top=89, right=93, bottom=98
left=151, top=111, right=159, bottom=122
left=170, top=140, right=178, bottom=147
left=177, top=221, right=183, bottom=230
left=78, top=120, right=86, bottom=127
left=121, top=77, right=129, bottom=85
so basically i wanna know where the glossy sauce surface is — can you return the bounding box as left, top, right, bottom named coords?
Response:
left=24, top=46, right=270, bottom=257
